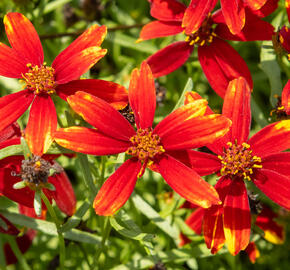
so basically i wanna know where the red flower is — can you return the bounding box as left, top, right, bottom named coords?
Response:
left=0, top=124, right=76, bottom=216
left=54, top=61, right=232, bottom=216
left=138, top=0, right=277, bottom=97
left=286, top=0, right=290, bottom=21
left=0, top=12, right=128, bottom=156
left=282, top=80, right=290, bottom=115
left=172, top=77, right=290, bottom=255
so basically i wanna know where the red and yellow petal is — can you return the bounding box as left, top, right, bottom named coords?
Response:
left=45, top=169, right=76, bottom=216
left=93, top=158, right=141, bottom=216
left=0, top=122, right=21, bottom=143
left=67, top=91, right=135, bottom=141
left=147, top=41, right=193, bottom=77
left=222, top=77, right=251, bottom=144
left=159, top=114, right=231, bottom=151
left=0, top=42, right=28, bottom=78
left=182, top=0, right=218, bottom=35
left=245, top=242, right=260, bottom=263
left=150, top=0, right=186, bottom=21
left=220, top=0, right=245, bottom=35
left=198, top=38, right=253, bottom=98
left=138, top=21, right=183, bottom=42
left=223, top=178, right=251, bottom=255
left=253, top=168, right=290, bottom=210
left=53, top=25, right=107, bottom=67
left=56, top=79, right=128, bottom=110
left=4, top=12, right=43, bottom=66
left=248, top=120, right=290, bottom=158
left=55, top=127, right=131, bottom=155
left=185, top=207, right=205, bottom=235
left=0, top=90, right=33, bottom=133
left=184, top=91, right=214, bottom=115
left=262, top=152, right=290, bottom=177
left=156, top=154, right=221, bottom=208
left=167, top=150, right=221, bottom=176
left=154, top=99, right=207, bottom=137
left=287, top=0, right=290, bottom=21
left=128, top=61, right=156, bottom=129
left=255, top=206, right=285, bottom=244
left=281, top=80, right=290, bottom=115
left=25, top=95, right=57, bottom=156
left=53, top=47, right=107, bottom=84
left=251, top=0, right=278, bottom=18
left=245, top=0, right=267, bottom=10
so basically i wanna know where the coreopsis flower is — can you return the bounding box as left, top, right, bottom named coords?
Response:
left=179, top=201, right=285, bottom=261
left=171, top=77, right=290, bottom=255
left=0, top=12, right=128, bottom=156
left=138, top=0, right=276, bottom=97
left=54, top=61, right=232, bottom=216
left=281, top=80, right=290, bottom=115
left=0, top=124, right=76, bottom=216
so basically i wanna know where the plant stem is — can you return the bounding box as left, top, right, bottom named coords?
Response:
left=40, top=191, right=65, bottom=270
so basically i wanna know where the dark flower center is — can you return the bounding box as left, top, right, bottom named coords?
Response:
left=184, top=14, right=216, bottom=46
left=218, top=141, right=262, bottom=180
left=126, top=128, right=165, bottom=162
left=21, top=63, right=56, bottom=95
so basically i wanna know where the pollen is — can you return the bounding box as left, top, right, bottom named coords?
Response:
left=184, top=14, right=216, bottom=47
left=126, top=128, right=165, bottom=162
left=218, top=140, right=262, bottom=181
left=21, top=63, right=56, bottom=95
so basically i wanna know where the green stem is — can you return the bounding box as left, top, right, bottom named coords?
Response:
left=6, top=236, right=31, bottom=270
left=40, top=191, right=65, bottom=270
left=0, top=236, right=6, bottom=268
left=100, top=156, right=106, bottom=186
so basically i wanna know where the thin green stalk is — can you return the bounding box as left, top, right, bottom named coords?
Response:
left=40, top=191, right=65, bottom=270
left=6, top=236, right=31, bottom=270
left=100, top=156, right=106, bottom=186
left=0, top=236, right=6, bottom=269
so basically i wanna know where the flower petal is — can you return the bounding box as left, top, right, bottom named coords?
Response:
left=56, top=79, right=128, bottom=110
left=150, top=0, right=186, bottom=21
left=248, top=120, right=290, bottom=158
left=159, top=114, right=231, bottom=151
left=128, top=61, right=156, bottom=129
left=46, top=168, right=76, bottom=216
left=223, top=178, right=251, bottom=255
left=203, top=177, right=231, bottom=254
left=0, top=122, right=21, bottom=143
left=282, top=80, right=290, bottom=115
left=250, top=0, right=278, bottom=18
left=153, top=99, right=208, bottom=137
left=245, top=0, right=267, bottom=10
left=198, top=38, right=253, bottom=98
left=93, top=158, right=141, bottom=216
left=52, top=25, right=107, bottom=68
left=167, top=150, right=221, bottom=176
left=215, top=9, right=274, bottom=41
left=156, top=154, right=221, bottom=208
left=184, top=91, right=214, bottom=115
left=220, top=0, right=245, bottom=35
left=185, top=208, right=205, bottom=235
left=253, top=168, right=290, bottom=210
left=0, top=42, right=28, bottom=78
left=55, top=127, right=131, bottom=155
left=287, top=0, right=290, bottom=21
left=147, top=41, right=193, bottom=77
left=222, top=77, right=251, bottom=144
left=25, top=95, right=57, bottom=156
left=0, top=90, right=33, bottom=133
left=255, top=206, right=285, bottom=244
left=138, top=21, right=183, bottom=42
left=4, top=12, right=43, bottom=66
left=262, top=152, right=290, bottom=177
left=53, top=47, right=107, bottom=84
left=182, top=0, right=218, bottom=35
left=67, top=91, right=135, bottom=140
left=245, top=242, right=260, bottom=263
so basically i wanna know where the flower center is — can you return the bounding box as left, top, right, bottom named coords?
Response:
left=126, top=128, right=165, bottom=162
left=184, top=15, right=216, bottom=46
left=21, top=63, right=56, bottom=95
left=218, top=141, right=262, bottom=181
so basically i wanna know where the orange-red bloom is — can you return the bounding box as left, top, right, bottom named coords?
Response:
left=282, top=80, right=290, bottom=115
left=0, top=123, right=76, bottom=216
left=139, top=0, right=277, bottom=97
left=0, top=12, right=128, bottom=156
left=172, top=77, right=290, bottom=255
left=54, top=61, right=232, bottom=216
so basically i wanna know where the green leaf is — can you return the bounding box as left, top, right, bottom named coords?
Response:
left=13, top=181, right=27, bottom=190
left=0, top=144, right=22, bottom=160
left=0, top=216, right=8, bottom=231
left=172, top=78, right=193, bottom=112
left=0, top=210, right=102, bottom=245
left=131, top=193, right=179, bottom=241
